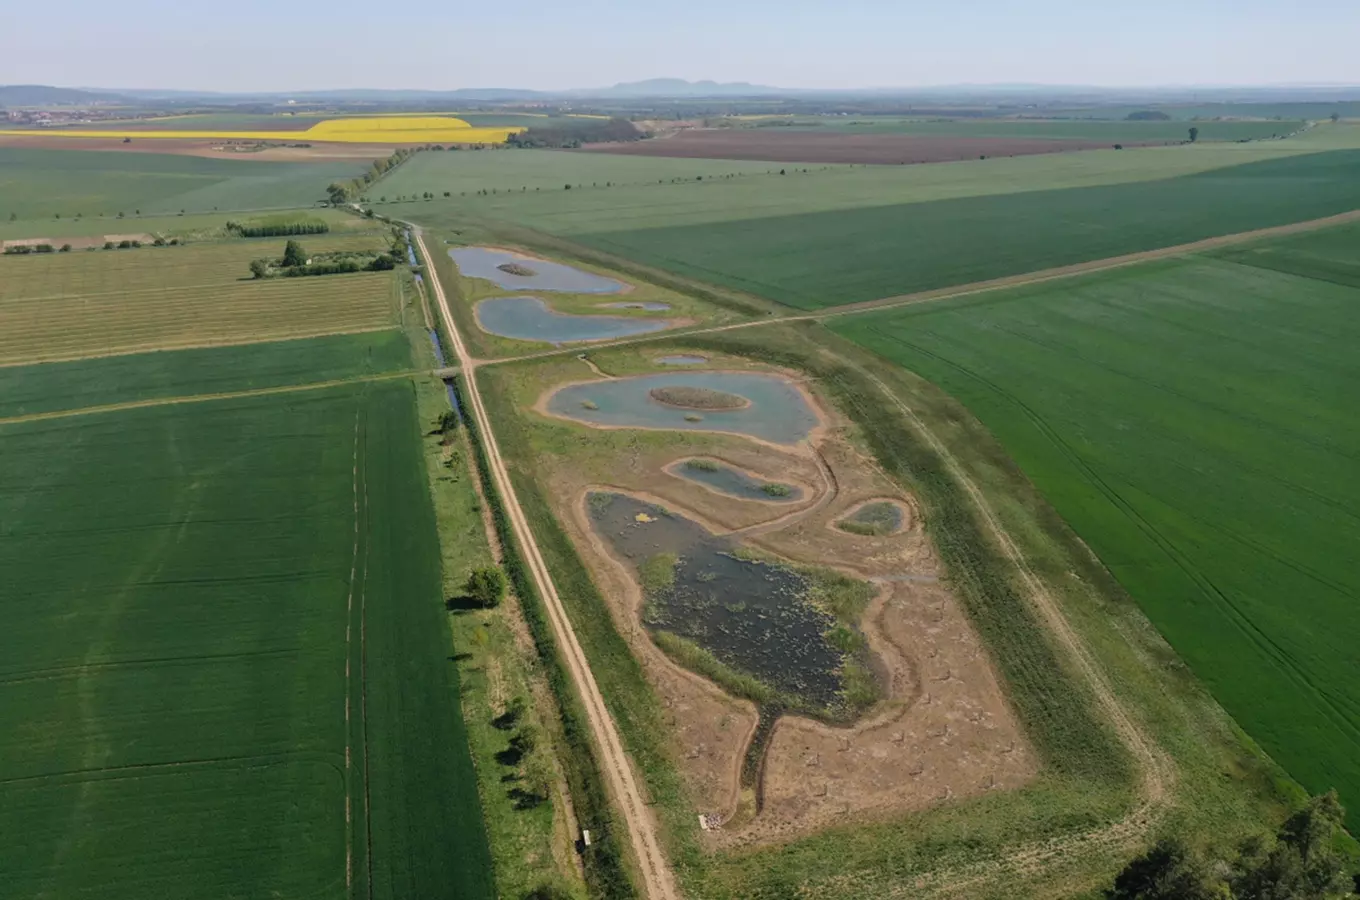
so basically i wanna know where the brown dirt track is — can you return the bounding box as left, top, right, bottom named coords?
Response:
left=579, top=129, right=1153, bottom=165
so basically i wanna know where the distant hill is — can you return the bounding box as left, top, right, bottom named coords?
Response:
left=0, top=85, right=132, bottom=106
left=572, top=79, right=787, bottom=98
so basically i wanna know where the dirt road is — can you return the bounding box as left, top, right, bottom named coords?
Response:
left=413, top=228, right=680, bottom=900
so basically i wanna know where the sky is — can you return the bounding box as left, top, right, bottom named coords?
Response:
left=3, top=0, right=1359, bottom=93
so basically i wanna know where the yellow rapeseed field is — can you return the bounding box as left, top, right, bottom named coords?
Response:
left=2, top=116, right=523, bottom=144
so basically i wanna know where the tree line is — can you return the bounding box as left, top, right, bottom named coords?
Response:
left=227, top=220, right=330, bottom=238
left=248, top=239, right=395, bottom=279
left=326, top=147, right=418, bottom=206
left=1106, top=791, right=1357, bottom=899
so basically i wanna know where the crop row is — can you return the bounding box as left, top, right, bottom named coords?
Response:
left=0, top=273, right=396, bottom=364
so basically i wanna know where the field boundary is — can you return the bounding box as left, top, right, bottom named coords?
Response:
left=0, top=371, right=413, bottom=427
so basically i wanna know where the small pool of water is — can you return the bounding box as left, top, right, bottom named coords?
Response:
left=668, top=458, right=803, bottom=503
left=546, top=372, right=819, bottom=445
left=476, top=297, right=673, bottom=344
left=656, top=355, right=707, bottom=366
left=599, top=301, right=671, bottom=311
left=589, top=492, right=844, bottom=709
left=451, top=246, right=627, bottom=294
left=837, top=501, right=906, bottom=536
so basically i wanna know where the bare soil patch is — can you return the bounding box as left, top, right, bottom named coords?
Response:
left=537, top=372, right=1036, bottom=849
left=579, top=129, right=1157, bottom=165
left=0, top=133, right=389, bottom=160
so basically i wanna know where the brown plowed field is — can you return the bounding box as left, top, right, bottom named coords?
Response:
left=579, top=129, right=1156, bottom=165
left=0, top=133, right=390, bottom=160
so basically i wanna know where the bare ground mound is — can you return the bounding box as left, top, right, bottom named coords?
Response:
left=578, top=130, right=1158, bottom=165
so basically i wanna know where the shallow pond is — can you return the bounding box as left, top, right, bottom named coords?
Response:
left=476, top=297, right=672, bottom=344
left=547, top=372, right=819, bottom=445
left=599, top=301, right=671, bottom=311
left=668, top=458, right=803, bottom=503
left=450, top=246, right=627, bottom=294
left=656, top=355, right=708, bottom=366
left=837, top=500, right=905, bottom=536
left=589, top=492, right=843, bottom=709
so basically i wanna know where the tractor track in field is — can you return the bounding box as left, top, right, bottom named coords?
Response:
left=414, top=228, right=680, bottom=900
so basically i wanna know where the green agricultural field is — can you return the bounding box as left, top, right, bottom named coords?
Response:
left=0, top=147, right=370, bottom=222
left=376, top=147, right=802, bottom=198
left=0, top=330, right=411, bottom=420
left=831, top=222, right=1360, bottom=831
left=510, top=148, right=1360, bottom=308
left=0, top=380, right=494, bottom=898
left=774, top=117, right=1302, bottom=142
left=396, top=125, right=1360, bottom=236
left=0, top=234, right=400, bottom=364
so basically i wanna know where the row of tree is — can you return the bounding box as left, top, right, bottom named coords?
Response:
left=247, top=239, right=395, bottom=279
left=227, top=220, right=330, bottom=238
left=326, top=147, right=418, bottom=206
left=1107, top=792, right=1357, bottom=899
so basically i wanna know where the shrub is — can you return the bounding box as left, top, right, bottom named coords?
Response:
left=465, top=566, right=507, bottom=608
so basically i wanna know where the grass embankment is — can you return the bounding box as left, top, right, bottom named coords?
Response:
left=832, top=221, right=1360, bottom=833
left=405, top=317, right=586, bottom=898
left=479, top=320, right=1303, bottom=897
left=0, top=379, right=495, bottom=899
left=459, top=366, right=641, bottom=900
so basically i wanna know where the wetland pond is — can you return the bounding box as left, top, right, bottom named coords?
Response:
left=837, top=500, right=906, bottom=536
left=589, top=492, right=852, bottom=712
left=548, top=372, right=820, bottom=445
left=476, top=297, right=673, bottom=344
left=668, top=458, right=804, bottom=503
left=451, top=247, right=628, bottom=294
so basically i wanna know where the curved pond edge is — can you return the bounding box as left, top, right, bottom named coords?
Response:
left=833, top=498, right=912, bottom=537
left=473, top=296, right=679, bottom=345
left=535, top=371, right=826, bottom=449
left=450, top=245, right=633, bottom=294
left=664, top=456, right=809, bottom=505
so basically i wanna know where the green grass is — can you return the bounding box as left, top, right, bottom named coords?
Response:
left=0, top=380, right=494, bottom=898
left=406, top=319, right=587, bottom=899
left=562, top=148, right=1360, bottom=308
left=832, top=222, right=1360, bottom=831
left=774, top=118, right=1303, bottom=142
left=0, top=147, right=367, bottom=222
left=0, top=330, right=412, bottom=419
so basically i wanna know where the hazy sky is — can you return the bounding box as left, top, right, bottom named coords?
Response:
left=3, top=0, right=1358, bottom=92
